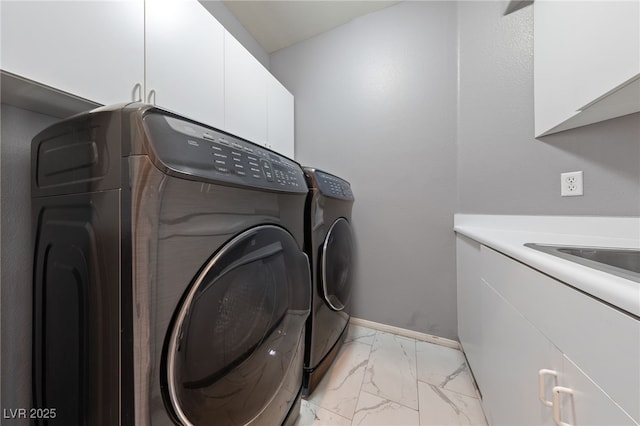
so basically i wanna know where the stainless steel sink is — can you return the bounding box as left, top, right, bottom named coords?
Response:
left=524, top=243, right=640, bottom=283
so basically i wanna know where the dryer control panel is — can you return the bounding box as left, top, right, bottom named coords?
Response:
left=313, top=170, right=354, bottom=201
left=142, top=112, right=307, bottom=193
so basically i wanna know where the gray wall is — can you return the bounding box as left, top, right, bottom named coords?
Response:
left=0, top=104, right=60, bottom=419
left=270, top=1, right=459, bottom=339
left=458, top=1, right=640, bottom=216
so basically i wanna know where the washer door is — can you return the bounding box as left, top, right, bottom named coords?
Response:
left=321, top=218, right=354, bottom=311
left=164, top=225, right=311, bottom=426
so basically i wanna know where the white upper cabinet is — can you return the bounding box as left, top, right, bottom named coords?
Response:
left=267, top=74, right=295, bottom=159
left=1, top=0, right=295, bottom=158
left=534, top=0, right=640, bottom=137
left=0, top=0, right=144, bottom=105
left=224, top=31, right=268, bottom=145
left=145, top=0, right=225, bottom=129
left=224, top=31, right=295, bottom=158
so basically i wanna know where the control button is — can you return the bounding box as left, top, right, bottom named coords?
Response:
left=247, top=155, right=258, bottom=162
left=244, top=147, right=254, bottom=153
left=218, top=138, right=230, bottom=146
left=214, top=165, right=230, bottom=173
left=214, top=159, right=227, bottom=166
left=260, top=160, right=274, bottom=181
left=232, top=157, right=242, bottom=162
left=232, top=142, right=243, bottom=150
left=249, top=161, right=259, bottom=167
left=203, top=132, right=216, bottom=141
left=234, top=164, right=244, bottom=169
left=231, top=151, right=242, bottom=157
left=260, top=160, right=272, bottom=170
left=250, top=167, right=261, bottom=173
left=251, top=173, right=262, bottom=179
left=187, top=139, right=200, bottom=147
left=236, top=170, right=246, bottom=176
left=213, top=152, right=228, bottom=159
left=211, top=144, right=222, bottom=151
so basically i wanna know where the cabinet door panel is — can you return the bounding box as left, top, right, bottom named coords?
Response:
left=224, top=31, right=268, bottom=144
left=1, top=0, right=144, bottom=105
left=480, top=279, right=560, bottom=426
left=561, top=355, right=637, bottom=426
left=267, top=74, right=294, bottom=158
left=456, top=235, right=484, bottom=390
left=145, top=0, right=224, bottom=129
left=534, top=0, right=640, bottom=136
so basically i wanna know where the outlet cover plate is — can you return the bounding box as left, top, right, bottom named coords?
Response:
left=561, top=171, right=584, bottom=196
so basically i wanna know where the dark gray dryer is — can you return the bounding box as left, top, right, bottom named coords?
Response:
left=302, top=168, right=355, bottom=396
left=31, top=103, right=311, bottom=425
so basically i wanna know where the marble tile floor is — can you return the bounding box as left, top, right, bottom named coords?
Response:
left=295, top=325, right=488, bottom=426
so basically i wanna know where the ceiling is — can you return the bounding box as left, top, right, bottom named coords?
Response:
left=222, top=0, right=401, bottom=53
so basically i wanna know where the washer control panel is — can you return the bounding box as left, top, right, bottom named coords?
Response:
left=142, top=112, right=306, bottom=193
left=313, top=170, right=354, bottom=201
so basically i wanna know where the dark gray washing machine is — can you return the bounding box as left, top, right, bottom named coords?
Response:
left=31, top=103, right=311, bottom=425
left=302, top=168, right=355, bottom=396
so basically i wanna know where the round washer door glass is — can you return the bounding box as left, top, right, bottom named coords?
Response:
left=164, top=225, right=310, bottom=426
left=321, top=218, right=354, bottom=311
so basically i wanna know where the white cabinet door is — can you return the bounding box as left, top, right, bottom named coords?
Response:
left=267, top=74, right=295, bottom=159
left=145, top=0, right=225, bottom=129
left=0, top=0, right=144, bottom=105
left=534, top=0, right=640, bottom=136
left=479, top=280, right=637, bottom=426
left=224, top=31, right=268, bottom=145
left=456, top=235, right=484, bottom=390
left=480, top=279, right=560, bottom=426
left=482, top=245, right=640, bottom=422
left=560, top=355, right=637, bottom=426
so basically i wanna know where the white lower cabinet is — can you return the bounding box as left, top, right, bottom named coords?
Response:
left=560, top=354, right=637, bottom=426
left=457, top=235, right=485, bottom=387
left=456, top=236, right=639, bottom=425
left=479, top=277, right=635, bottom=426
left=480, top=278, right=560, bottom=425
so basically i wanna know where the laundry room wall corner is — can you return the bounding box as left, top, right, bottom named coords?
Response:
left=270, top=1, right=459, bottom=340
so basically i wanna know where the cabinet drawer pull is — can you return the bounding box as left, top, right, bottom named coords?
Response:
left=147, top=89, right=157, bottom=105
left=132, top=83, right=142, bottom=102
left=552, top=386, right=575, bottom=426
left=538, top=369, right=558, bottom=407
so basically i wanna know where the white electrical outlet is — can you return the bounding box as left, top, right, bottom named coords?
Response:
left=561, top=171, right=584, bottom=196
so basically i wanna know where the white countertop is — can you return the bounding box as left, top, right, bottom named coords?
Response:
left=454, top=214, right=640, bottom=317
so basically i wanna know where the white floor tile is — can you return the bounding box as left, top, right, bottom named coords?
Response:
left=305, top=340, right=372, bottom=420
left=418, top=381, right=487, bottom=426
left=298, top=324, right=488, bottom=426
left=295, top=400, right=352, bottom=426
left=361, top=331, right=419, bottom=410
left=416, top=341, right=478, bottom=398
left=345, top=324, right=377, bottom=346
left=351, top=391, right=420, bottom=426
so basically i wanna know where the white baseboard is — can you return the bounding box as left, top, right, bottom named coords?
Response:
left=349, top=317, right=461, bottom=350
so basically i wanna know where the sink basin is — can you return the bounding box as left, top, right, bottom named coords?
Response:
left=524, top=243, right=640, bottom=283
